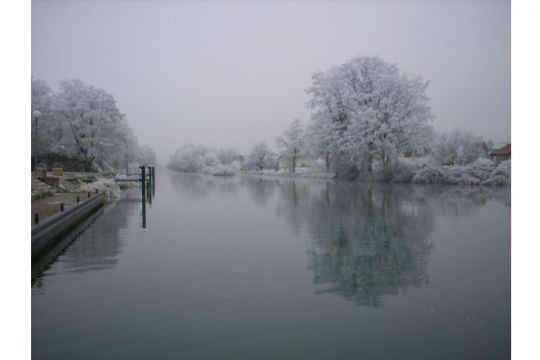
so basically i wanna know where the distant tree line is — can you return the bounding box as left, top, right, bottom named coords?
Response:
left=168, top=145, right=238, bottom=172
left=31, top=78, right=156, bottom=172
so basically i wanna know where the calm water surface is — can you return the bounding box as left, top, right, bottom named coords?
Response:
left=32, top=171, right=510, bottom=359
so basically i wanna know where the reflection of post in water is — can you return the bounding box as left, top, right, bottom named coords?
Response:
left=140, top=165, right=147, bottom=228
left=147, top=177, right=152, bottom=205
left=152, top=167, right=156, bottom=197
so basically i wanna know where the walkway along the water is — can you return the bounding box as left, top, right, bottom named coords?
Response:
left=31, top=192, right=105, bottom=259
left=31, top=165, right=157, bottom=260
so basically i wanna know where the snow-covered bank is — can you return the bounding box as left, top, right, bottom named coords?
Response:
left=236, top=158, right=510, bottom=186
left=168, top=158, right=510, bottom=186
left=167, top=142, right=510, bottom=186
left=412, top=159, right=510, bottom=186
left=32, top=172, right=143, bottom=203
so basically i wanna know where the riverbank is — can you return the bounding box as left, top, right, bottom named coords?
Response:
left=31, top=171, right=140, bottom=235
left=170, top=158, right=511, bottom=186
left=31, top=192, right=105, bottom=259
left=31, top=171, right=143, bottom=259
left=31, top=171, right=141, bottom=201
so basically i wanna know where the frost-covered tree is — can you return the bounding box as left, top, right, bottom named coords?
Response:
left=433, top=129, right=487, bottom=165
left=216, top=148, right=238, bottom=165
left=201, top=151, right=221, bottom=168
left=31, top=77, right=155, bottom=171
left=246, top=142, right=272, bottom=171
left=31, top=77, right=59, bottom=157
left=276, top=119, right=304, bottom=173
left=52, top=79, right=139, bottom=170
left=168, top=145, right=237, bottom=172
left=137, top=145, right=158, bottom=166
left=305, top=114, right=333, bottom=171
left=168, top=145, right=208, bottom=172
left=306, top=56, right=434, bottom=179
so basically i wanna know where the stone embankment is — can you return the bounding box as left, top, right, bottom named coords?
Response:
left=31, top=171, right=141, bottom=260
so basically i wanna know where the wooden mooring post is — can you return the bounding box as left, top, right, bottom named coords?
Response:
left=140, top=165, right=146, bottom=195
left=140, top=165, right=147, bottom=229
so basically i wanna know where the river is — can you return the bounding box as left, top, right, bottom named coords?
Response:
left=32, top=171, right=510, bottom=359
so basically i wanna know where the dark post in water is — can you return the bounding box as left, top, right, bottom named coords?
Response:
left=140, top=165, right=146, bottom=229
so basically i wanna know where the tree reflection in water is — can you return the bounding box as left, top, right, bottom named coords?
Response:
left=273, top=180, right=433, bottom=307
left=269, top=179, right=509, bottom=308
left=168, top=172, right=240, bottom=198
left=241, top=176, right=278, bottom=206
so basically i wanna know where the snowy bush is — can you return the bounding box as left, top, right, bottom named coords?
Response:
left=80, top=178, right=120, bottom=201
left=409, top=159, right=510, bottom=186
left=491, top=160, right=511, bottom=178
left=482, top=160, right=511, bottom=186
left=456, top=174, right=481, bottom=186
left=206, top=165, right=235, bottom=176
left=471, top=157, right=494, bottom=168
left=412, top=165, right=451, bottom=184
left=482, top=175, right=510, bottom=186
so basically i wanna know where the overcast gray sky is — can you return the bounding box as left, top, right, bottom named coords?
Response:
left=32, top=0, right=510, bottom=164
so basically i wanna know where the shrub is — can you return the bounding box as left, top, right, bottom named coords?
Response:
left=412, top=165, right=451, bottom=184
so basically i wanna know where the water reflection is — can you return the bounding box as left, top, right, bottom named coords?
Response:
left=276, top=181, right=434, bottom=307
left=414, top=185, right=511, bottom=217
left=245, top=177, right=509, bottom=307
left=241, top=176, right=278, bottom=205
left=168, top=172, right=239, bottom=198
left=60, top=194, right=137, bottom=272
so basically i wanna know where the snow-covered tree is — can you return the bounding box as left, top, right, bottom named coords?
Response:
left=31, top=77, right=155, bottom=171
left=433, top=129, right=487, bottom=165
left=168, top=145, right=208, bottom=172
left=246, top=142, right=272, bottom=171
left=216, top=148, right=238, bottom=165
left=276, top=119, right=304, bottom=173
left=201, top=151, right=221, bottom=168
left=137, top=145, right=158, bottom=166
left=51, top=79, right=141, bottom=170
left=306, top=56, right=434, bottom=179
left=168, top=145, right=238, bottom=173
left=305, top=114, right=333, bottom=171
left=31, top=77, right=60, bottom=157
